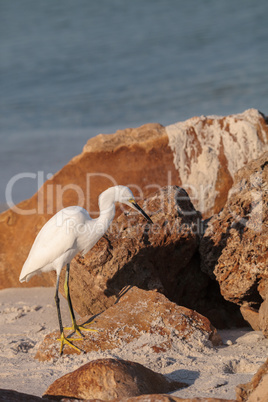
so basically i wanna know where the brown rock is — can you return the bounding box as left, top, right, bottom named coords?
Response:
left=240, top=306, right=260, bottom=331
left=259, top=297, right=268, bottom=337
left=200, top=152, right=268, bottom=325
left=35, top=286, right=220, bottom=361
left=236, top=357, right=268, bottom=401
left=43, top=358, right=186, bottom=400
left=1, top=110, right=267, bottom=291
left=60, top=186, right=202, bottom=318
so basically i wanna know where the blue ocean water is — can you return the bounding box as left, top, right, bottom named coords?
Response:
left=1, top=0, right=268, bottom=206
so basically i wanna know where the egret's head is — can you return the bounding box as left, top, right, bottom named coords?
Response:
left=98, top=186, right=152, bottom=223
left=116, top=185, right=153, bottom=223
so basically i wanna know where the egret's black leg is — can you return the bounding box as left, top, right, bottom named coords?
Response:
left=54, top=272, right=82, bottom=355
left=64, top=262, right=97, bottom=335
left=55, top=273, right=64, bottom=335
left=64, top=263, right=77, bottom=329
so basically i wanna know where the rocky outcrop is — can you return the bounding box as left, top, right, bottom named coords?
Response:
left=35, top=287, right=221, bottom=361
left=43, top=358, right=186, bottom=400
left=236, top=357, right=268, bottom=401
left=0, top=109, right=267, bottom=291
left=200, top=151, right=268, bottom=335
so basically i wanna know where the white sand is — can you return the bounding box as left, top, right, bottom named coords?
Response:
left=0, top=287, right=267, bottom=400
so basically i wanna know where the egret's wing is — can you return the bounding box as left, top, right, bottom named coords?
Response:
left=20, top=207, right=90, bottom=281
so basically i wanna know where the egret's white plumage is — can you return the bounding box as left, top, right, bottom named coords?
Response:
left=19, top=185, right=152, bottom=355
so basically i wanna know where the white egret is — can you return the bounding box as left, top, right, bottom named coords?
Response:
left=19, top=185, right=152, bottom=355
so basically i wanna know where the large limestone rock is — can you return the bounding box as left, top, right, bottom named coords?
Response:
left=0, top=109, right=267, bottom=291
left=43, top=358, right=186, bottom=400
left=35, top=287, right=220, bottom=361
left=200, top=152, right=268, bottom=334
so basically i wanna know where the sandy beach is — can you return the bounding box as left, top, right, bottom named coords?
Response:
left=0, top=287, right=267, bottom=400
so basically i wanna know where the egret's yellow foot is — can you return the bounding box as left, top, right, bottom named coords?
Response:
left=64, top=322, right=98, bottom=337
left=57, top=332, right=83, bottom=355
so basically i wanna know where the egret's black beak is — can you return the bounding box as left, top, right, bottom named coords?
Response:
left=132, top=202, right=153, bottom=224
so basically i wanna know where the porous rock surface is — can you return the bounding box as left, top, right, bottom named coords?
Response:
left=35, top=286, right=220, bottom=361
left=43, top=358, right=186, bottom=400
left=0, top=109, right=267, bottom=290
left=200, top=152, right=268, bottom=335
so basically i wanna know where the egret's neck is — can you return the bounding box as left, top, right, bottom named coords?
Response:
left=96, top=203, right=116, bottom=232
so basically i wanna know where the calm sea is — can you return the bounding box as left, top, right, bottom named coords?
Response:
left=1, top=0, right=268, bottom=207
